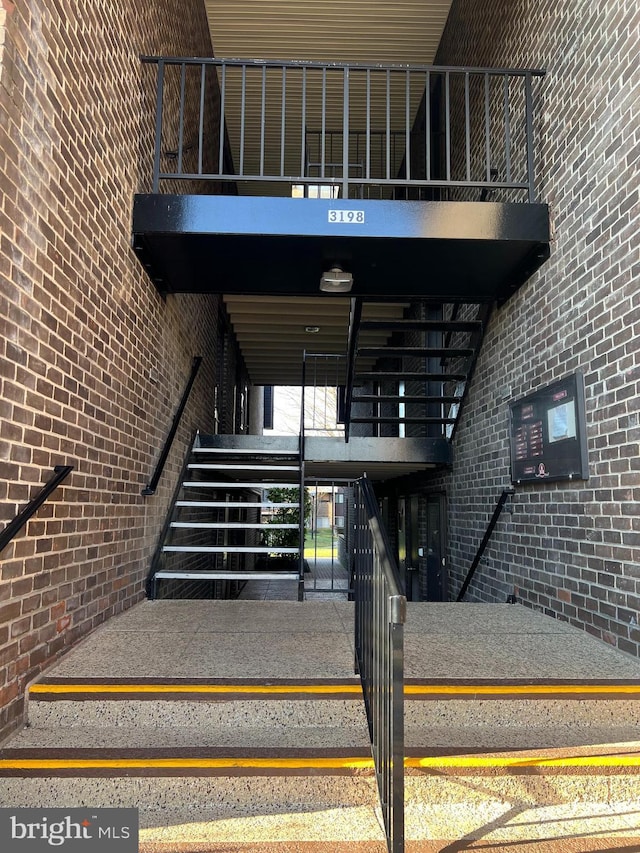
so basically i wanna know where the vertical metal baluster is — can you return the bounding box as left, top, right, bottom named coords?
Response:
left=445, top=70, right=451, bottom=182
left=239, top=64, right=246, bottom=175
left=260, top=65, right=266, bottom=176
left=343, top=66, right=350, bottom=197
left=525, top=72, right=536, bottom=202
left=152, top=59, right=165, bottom=192
left=465, top=71, right=471, bottom=182
left=321, top=67, right=327, bottom=179
left=484, top=72, right=491, bottom=184
left=218, top=63, right=226, bottom=174
left=281, top=66, right=287, bottom=177
left=386, top=70, right=391, bottom=180
left=504, top=74, right=511, bottom=185
left=405, top=70, right=411, bottom=182
left=177, top=63, right=186, bottom=176
left=425, top=70, right=431, bottom=183
left=301, top=67, right=307, bottom=178
left=198, top=63, right=205, bottom=175
left=366, top=69, right=371, bottom=181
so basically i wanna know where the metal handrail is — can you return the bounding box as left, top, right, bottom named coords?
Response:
left=0, top=465, right=74, bottom=554
left=142, top=56, right=545, bottom=201
left=456, top=487, right=515, bottom=601
left=142, top=357, right=202, bottom=496
left=353, top=476, right=406, bottom=853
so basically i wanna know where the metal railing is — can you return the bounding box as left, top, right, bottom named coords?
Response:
left=142, top=56, right=545, bottom=201
left=142, top=356, right=202, bottom=496
left=456, top=487, right=515, bottom=601
left=353, top=476, right=406, bottom=853
left=0, top=465, right=74, bottom=554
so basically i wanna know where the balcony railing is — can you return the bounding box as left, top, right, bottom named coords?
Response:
left=142, top=57, right=545, bottom=202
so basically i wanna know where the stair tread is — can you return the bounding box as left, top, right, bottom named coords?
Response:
left=2, top=725, right=371, bottom=751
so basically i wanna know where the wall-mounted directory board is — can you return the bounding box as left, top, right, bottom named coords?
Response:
left=509, top=373, right=589, bottom=484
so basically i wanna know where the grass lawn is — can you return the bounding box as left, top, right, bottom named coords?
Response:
left=304, top=528, right=338, bottom=558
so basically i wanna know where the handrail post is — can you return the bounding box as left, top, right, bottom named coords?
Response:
left=342, top=65, right=350, bottom=198
left=524, top=72, right=536, bottom=202
left=142, top=356, right=203, bottom=496
left=298, top=352, right=307, bottom=601
left=152, top=59, right=165, bottom=193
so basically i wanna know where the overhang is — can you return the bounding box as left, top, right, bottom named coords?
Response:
left=132, top=194, right=550, bottom=302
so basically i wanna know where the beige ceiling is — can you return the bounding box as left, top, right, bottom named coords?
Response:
left=223, top=296, right=410, bottom=386
left=207, top=1, right=454, bottom=387
left=204, top=1, right=453, bottom=65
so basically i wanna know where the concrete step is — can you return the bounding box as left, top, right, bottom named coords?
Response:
left=404, top=680, right=640, bottom=731
left=26, top=679, right=366, bottom=730
left=5, top=674, right=640, bottom=849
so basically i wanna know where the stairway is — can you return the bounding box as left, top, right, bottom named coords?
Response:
left=0, top=600, right=387, bottom=851
left=404, top=680, right=640, bottom=847
left=344, top=298, right=491, bottom=440
left=1, top=601, right=640, bottom=850
left=148, top=434, right=305, bottom=601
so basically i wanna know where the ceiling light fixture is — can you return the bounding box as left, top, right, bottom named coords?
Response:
left=305, top=325, right=321, bottom=334
left=319, top=265, right=353, bottom=293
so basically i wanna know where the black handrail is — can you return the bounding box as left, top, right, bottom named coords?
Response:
left=0, top=465, right=74, bottom=554
left=353, top=476, right=405, bottom=853
left=456, top=487, right=514, bottom=601
left=142, top=356, right=202, bottom=496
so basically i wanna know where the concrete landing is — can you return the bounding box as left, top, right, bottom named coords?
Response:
left=21, top=600, right=640, bottom=683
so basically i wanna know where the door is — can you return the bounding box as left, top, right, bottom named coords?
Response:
left=423, top=493, right=447, bottom=601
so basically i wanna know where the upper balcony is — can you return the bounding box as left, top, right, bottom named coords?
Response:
left=132, top=57, right=550, bottom=305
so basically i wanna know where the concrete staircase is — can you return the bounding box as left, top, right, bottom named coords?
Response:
left=0, top=678, right=387, bottom=851
left=1, top=601, right=640, bottom=850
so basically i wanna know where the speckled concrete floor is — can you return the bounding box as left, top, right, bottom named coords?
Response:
left=42, top=600, right=640, bottom=683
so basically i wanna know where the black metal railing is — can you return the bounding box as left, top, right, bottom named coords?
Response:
left=0, top=465, right=74, bottom=554
left=353, top=476, right=406, bottom=853
left=142, top=356, right=202, bottom=496
left=142, top=56, right=545, bottom=201
left=456, top=487, right=515, bottom=601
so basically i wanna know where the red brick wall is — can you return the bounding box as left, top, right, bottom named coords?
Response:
left=0, top=0, right=244, bottom=738
left=436, top=1, right=640, bottom=654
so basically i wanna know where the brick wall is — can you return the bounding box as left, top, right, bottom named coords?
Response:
left=435, top=0, right=640, bottom=654
left=0, top=0, right=246, bottom=739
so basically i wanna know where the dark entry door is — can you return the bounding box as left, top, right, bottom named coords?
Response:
left=424, top=493, right=447, bottom=601
left=398, top=496, right=420, bottom=601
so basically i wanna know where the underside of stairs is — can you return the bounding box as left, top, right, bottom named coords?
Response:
left=148, top=435, right=305, bottom=601
left=344, top=298, right=492, bottom=441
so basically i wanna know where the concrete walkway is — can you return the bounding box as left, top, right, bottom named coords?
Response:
left=37, top=600, right=640, bottom=683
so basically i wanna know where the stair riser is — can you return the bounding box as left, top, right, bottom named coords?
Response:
left=28, top=698, right=367, bottom=730
left=405, top=697, right=640, bottom=730
left=0, top=775, right=380, bottom=813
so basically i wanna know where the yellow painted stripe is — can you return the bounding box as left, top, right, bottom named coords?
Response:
left=30, top=683, right=362, bottom=696
left=30, top=682, right=640, bottom=698
left=404, top=683, right=640, bottom=696
left=2, top=754, right=640, bottom=772
left=0, top=757, right=374, bottom=771
left=406, top=754, right=640, bottom=769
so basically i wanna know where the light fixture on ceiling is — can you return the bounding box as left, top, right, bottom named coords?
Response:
left=305, top=325, right=321, bottom=334
left=319, top=265, right=353, bottom=293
